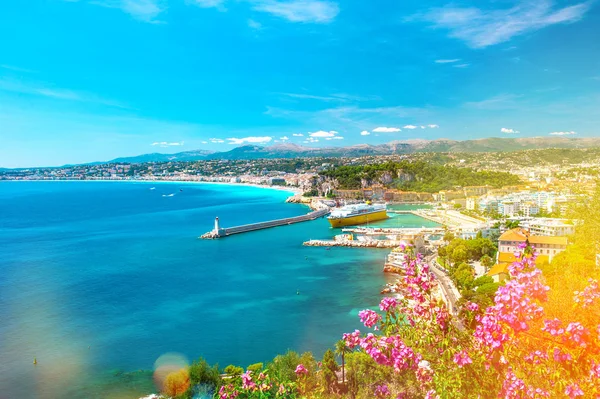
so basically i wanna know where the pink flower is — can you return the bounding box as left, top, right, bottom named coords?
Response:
left=380, top=297, right=398, bottom=312
left=359, top=309, right=381, bottom=328
left=342, top=330, right=361, bottom=349
left=542, top=318, right=564, bottom=336
left=574, top=279, right=600, bottom=307
left=375, top=384, right=390, bottom=398
left=241, top=371, right=256, bottom=390
left=565, top=383, right=584, bottom=398
left=465, top=302, right=480, bottom=312
left=424, top=390, right=439, bottom=399
left=453, top=350, right=472, bottom=367
left=590, top=361, right=600, bottom=378
left=295, top=364, right=308, bottom=376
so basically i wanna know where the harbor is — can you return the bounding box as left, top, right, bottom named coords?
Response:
left=200, top=208, right=330, bottom=239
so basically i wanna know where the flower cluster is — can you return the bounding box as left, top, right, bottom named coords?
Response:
left=343, top=245, right=600, bottom=398
left=574, top=279, right=600, bottom=308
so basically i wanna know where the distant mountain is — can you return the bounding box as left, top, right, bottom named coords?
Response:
left=109, top=149, right=216, bottom=163
left=101, top=137, right=600, bottom=164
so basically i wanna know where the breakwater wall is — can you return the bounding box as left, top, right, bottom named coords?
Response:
left=201, top=208, right=330, bottom=239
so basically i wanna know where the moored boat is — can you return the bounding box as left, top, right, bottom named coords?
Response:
left=327, top=203, right=388, bottom=228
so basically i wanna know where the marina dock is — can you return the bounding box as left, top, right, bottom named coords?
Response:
left=201, top=208, right=330, bottom=239
left=303, top=239, right=400, bottom=248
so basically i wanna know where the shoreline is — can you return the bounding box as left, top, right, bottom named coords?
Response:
left=0, top=178, right=303, bottom=196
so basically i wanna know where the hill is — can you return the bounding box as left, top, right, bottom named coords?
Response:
left=95, top=137, right=600, bottom=165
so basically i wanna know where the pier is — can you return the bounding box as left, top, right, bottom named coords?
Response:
left=201, top=208, right=330, bottom=239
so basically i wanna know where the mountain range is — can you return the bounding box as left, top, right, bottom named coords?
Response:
left=104, top=137, right=600, bottom=164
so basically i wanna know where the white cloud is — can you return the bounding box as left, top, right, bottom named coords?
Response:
left=252, top=0, right=339, bottom=23
left=227, top=136, right=273, bottom=144
left=309, top=130, right=338, bottom=138
left=0, top=64, right=36, bottom=73
left=303, top=137, right=319, bottom=143
left=501, top=127, right=520, bottom=134
left=360, top=130, right=371, bottom=136
left=280, top=136, right=289, bottom=141
left=190, top=0, right=225, bottom=8
left=403, top=125, right=418, bottom=129
left=549, top=131, right=577, bottom=136
left=91, top=0, right=166, bottom=23
left=415, top=0, right=591, bottom=48
left=453, top=63, right=470, bottom=68
left=435, top=59, right=460, bottom=64
left=210, top=138, right=225, bottom=143
left=152, top=141, right=184, bottom=147
left=373, top=126, right=401, bottom=133
left=428, top=124, right=439, bottom=128
left=201, top=141, right=208, bottom=144
left=248, top=19, right=262, bottom=29
left=0, top=78, right=127, bottom=108
left=331, top=136, right=343, bottom=140
left=292, top=133, right=304, bottom=137
left=420, top=125, right=426, bottom=129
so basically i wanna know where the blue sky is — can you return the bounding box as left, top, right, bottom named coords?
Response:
left=1, top=0, right=599, bottom=167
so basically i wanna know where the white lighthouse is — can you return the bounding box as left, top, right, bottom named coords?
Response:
left=214, top=217, right=220, bottom=234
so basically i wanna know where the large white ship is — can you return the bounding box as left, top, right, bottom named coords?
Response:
left=327, top=203, right=388, bottom=228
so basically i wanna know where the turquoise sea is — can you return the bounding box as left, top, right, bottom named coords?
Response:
left=0, top=182, right=436, bottom=398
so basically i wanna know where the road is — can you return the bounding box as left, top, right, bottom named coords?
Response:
left=425, top=254, right=461, bottom=317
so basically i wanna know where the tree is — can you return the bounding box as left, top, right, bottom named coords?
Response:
left=451, top=245, right=468, bottom=265
left=335, top=339, right=351, bottom=384
left=480, top=254, right=493, bottom=272
left=321, top=349, right=339, bottom=393
left=188, top=357, right=221, bottom=395
left=443, top=231, right=456, bottom=243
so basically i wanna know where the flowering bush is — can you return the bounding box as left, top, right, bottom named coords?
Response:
left=344, top=247, right=600, bottom=398
left=218, top=368, right=297, bottom=399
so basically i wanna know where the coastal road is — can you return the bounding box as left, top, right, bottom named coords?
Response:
left=425, top=254, right=461, bottom=317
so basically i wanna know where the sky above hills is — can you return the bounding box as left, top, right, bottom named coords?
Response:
left=1, top=0, right=600, bottom=167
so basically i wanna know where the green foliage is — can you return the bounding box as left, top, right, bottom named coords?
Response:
left=345, top=352, right=406, bottom=399
left=321, top=349, right=338, bottom=393
left=443, top=237, right=497, bottom=266
left=476, top=282, right=500, bottom=296
left=451, top=246, right=468, bottom=265
left=320, top=160, right=520, bottom=192
left=246, top=362, right=263, bottom=373
left=303, top=189, right=319, bottom=197
left=224, top=364, right=244, bottom=377
left=443, top=231, right=456, bottom=242
left=479, top=255, right=493, bottom=271
left=504, top=220, right=520, bottom=229
left=472, top=275, right=494, bottom=288
left=453, top=203, right=462, bottom=209
left=452, top=262, right=475, bottom=290
left=188, top=357, right=221, bottom=390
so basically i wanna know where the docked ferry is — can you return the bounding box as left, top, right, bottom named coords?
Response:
left=327, top=203, right=388, bottom=228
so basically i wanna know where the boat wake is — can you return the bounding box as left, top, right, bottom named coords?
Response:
left=162, top=193, right=175, bottom=197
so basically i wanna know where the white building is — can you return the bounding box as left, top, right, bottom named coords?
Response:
left=528, top=219, right=575, bottom=237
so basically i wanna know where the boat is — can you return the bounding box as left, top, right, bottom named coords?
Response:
left=327, top=203, right=388, bottom=228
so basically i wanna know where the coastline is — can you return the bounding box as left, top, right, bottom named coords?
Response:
left=0, top=178, right=303, bottom=196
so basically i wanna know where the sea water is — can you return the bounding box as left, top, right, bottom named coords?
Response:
left=0, top=182, right=436, bottom=398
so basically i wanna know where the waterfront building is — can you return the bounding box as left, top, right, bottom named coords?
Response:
left=463, top=185, right=491, bottom=197
left=498, top=228, right=567, bottom=261
left=528, top=219, right=575, bottom=237
left=268, top=177, right=287, bottom=186
left=487, top=263, right=510, bottom=283
left=466, top=197, right=478, bottom=211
